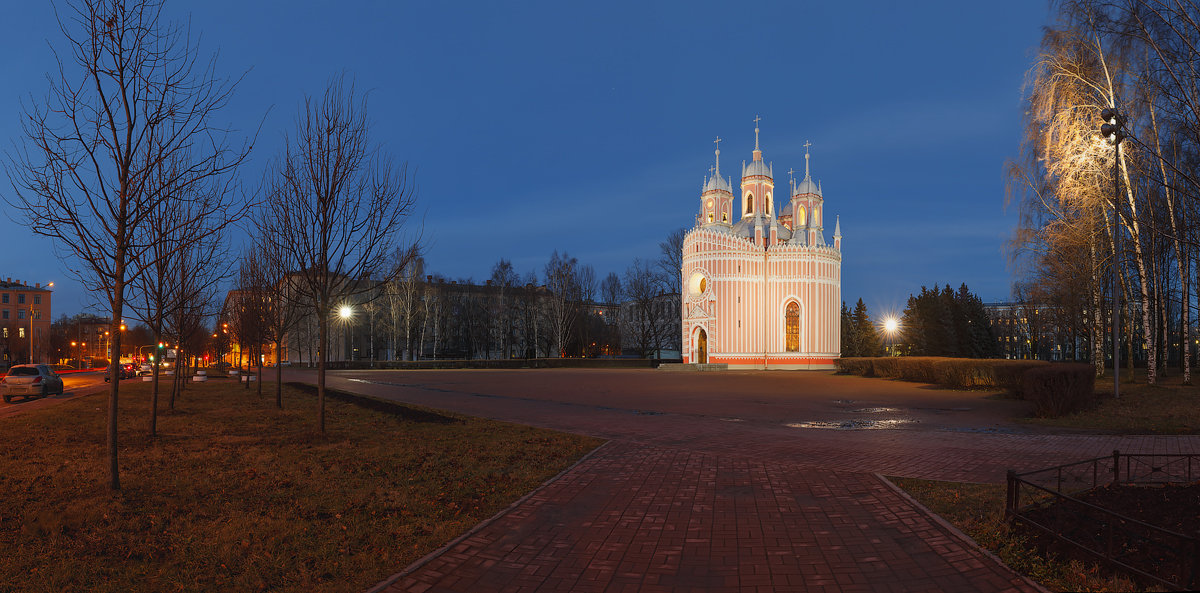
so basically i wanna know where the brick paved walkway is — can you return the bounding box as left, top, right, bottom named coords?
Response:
left=285, top=369, right=1200, bottom=593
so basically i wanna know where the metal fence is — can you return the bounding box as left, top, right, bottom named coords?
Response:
left=1006, top=451, right=1200, bottom=591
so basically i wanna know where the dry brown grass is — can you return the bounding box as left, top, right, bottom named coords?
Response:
left=1022, top=370, right=1200, bottom=433
left=0, top=380, right=602, bottom=593
left=890, top=477, right=1156, bottom=592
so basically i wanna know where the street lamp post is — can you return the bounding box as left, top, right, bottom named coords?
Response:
left=28, top=306, right=34, bottom=364
left=1101, top=106, right=1125, bottom=400
left=339, top=305, right=354, bottom=362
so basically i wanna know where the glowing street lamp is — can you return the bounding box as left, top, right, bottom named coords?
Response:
left=338, top=305, right=354, bottom=361
left=883, top=317, right=900, bottom=356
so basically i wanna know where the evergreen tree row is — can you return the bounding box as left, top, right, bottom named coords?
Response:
left=840, top=298, right=881, bottom=357
left=900, top=284, right=998, bottom=358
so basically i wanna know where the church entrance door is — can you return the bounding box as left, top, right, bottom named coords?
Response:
left=696, top=329, right=708, bottom=364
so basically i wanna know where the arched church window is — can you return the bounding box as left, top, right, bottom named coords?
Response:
left=707, top=213, right=713, bottom=223
left=746, top=194, right=753, bottom=214
left=798, top=206, right=806, bottom=227
left=785, top=302, right=799, bottom=352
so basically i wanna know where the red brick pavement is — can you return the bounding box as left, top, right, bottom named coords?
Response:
left=288, top=368, right=1197, bottom=593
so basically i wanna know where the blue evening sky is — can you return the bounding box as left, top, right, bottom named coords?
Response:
left=0, top=1, right=1052, bottom=320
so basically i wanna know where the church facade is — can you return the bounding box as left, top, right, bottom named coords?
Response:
left=681, top=121, right=842, bottom=369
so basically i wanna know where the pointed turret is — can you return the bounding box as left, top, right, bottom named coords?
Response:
left=833, top=216, right=842, bottom=250
left=699, top=137, right=733, bottom=226
left=740, top=115, right=774, bottom=222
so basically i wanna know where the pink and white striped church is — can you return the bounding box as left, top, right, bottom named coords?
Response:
left=681, top=119, right=842, bottom=369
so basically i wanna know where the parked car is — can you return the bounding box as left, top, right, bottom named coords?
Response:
left=2, top=364, right=66, bottom=403
left=104, top=363, right=137, bottom=382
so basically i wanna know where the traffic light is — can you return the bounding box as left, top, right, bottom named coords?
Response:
left=1100, top=107, right=1124, bottom=143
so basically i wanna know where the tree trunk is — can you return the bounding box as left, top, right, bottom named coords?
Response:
left=318, top=296, right=328, bottom=433
left=108, top=275, right=126, bottom=491
left=1091, top=219, right=1104, bottom=376
left=256, top=342, right=263, bottom=398
left=275, top=339, right=283, bottom=409
left=150, top=333, right=161, bottom=437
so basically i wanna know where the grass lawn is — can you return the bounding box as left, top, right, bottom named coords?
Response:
left=0, top=380, right=602, bottom=593
left=890, top=477, right=1158, bottom=592
left=1020, top=370, right=1200, bottom=434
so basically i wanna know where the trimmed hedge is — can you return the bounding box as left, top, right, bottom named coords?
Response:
left=315, top=357, right=667, bottom=370
left=836, top=357, right=1051, bottom=395
left=1021, top=363, right=1097, bottom=418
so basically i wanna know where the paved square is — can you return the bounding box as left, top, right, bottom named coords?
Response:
left=284, top=368, right=1198, bottom=592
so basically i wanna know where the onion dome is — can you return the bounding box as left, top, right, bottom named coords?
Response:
left=793, top=142, right=821, bottom=196
left=704, top=139, right=733, bottom=194
left=742, top=117, right=773, bottom=179
left=743, top=158, right=773, bottom=178
left=794, top=176, right=819, bottom=196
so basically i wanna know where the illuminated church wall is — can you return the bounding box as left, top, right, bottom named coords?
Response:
left=681, top=121, right=842, bottom=369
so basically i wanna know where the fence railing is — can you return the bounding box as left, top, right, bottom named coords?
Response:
left=1006, top=451, right=1200, bottom=591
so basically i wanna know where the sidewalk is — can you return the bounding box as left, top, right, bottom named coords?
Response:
left=372, top=441, right=1040, bottom=593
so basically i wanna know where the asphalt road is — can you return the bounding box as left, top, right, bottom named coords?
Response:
left=0, top=371, right=114, bottom=420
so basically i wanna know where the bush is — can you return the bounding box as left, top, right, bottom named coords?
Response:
left=991, top=360, right=1051, bottom=399
left=835, top=356, right=1051, bottom=395
left=835, top=358, right=875, bottom=376
left=1022, top=363, right=1097, bottom=418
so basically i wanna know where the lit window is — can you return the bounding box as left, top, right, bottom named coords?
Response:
left=785, top=302, right=800, bottom=352
left=18, top=328, right=24, bottom=338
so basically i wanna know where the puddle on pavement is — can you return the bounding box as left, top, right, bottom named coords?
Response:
left=845, top=407, right=900, bottom=414
left=719, top=417, right=745, bottom=422
left=785, top=418, right=916, bottom=430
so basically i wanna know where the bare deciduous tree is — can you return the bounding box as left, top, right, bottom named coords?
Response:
left=258, top=75, right=418, bottom=432
left=5, top=0, right=250, bottom=489
left=544, top=251, right=580, bottom=357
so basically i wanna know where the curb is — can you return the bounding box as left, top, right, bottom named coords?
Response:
left=364, top=440, right=612, bottom=593
left=874, top=473, right=1051, bottom=593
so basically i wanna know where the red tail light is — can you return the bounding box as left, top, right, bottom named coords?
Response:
left=32, top=376, right=42, bottom=384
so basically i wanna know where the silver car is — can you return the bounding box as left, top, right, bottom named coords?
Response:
left=2, top=364, right=65, bottom=403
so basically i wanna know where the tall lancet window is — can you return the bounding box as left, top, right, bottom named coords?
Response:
left=785, top=302, right=800, bottom=352
left=746, top=194, right=754, bottom=214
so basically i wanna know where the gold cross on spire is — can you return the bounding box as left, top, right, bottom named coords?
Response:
left=803, top=140, right=812, bottom=177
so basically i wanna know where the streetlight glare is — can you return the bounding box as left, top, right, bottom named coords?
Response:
left=884, top=318, right=899, bottom=333
left=339, top=305, right=353, bottom=319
